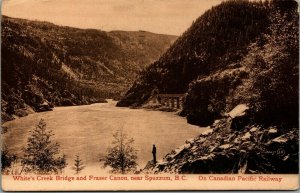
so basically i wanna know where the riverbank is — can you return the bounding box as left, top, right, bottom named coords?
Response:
left=1, top=98, right=108, bottom=124
left=2, top=100, right=204, bottom=174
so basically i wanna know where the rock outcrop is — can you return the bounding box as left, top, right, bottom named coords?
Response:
left=142, top=105, right=299, bottom=174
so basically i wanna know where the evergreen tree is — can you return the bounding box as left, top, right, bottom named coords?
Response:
left=243, top=2, right=298, bottom=126
left=1, top=145, right=16, bottom=173
left=102, top=129, right=137, bottom=174
left=21, top=119, right=67, bottom=174
left=72, top=155, right=85, bottom=174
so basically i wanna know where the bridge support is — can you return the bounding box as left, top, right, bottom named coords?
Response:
left=171, top=98, right=175, bottom=108
left=176, top=98, right=180, bottom=109
left=154, top=94, right=184, bottom=109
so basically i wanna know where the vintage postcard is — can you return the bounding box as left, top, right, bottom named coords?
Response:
left=1, top=0, right=299, bottom=191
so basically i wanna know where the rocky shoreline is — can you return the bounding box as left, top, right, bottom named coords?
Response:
left=142, top=105, right=299, bottom=174
left=1, top=94, right=107, bottom=124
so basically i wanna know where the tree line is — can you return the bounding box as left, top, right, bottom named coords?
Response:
left=2, top=119, right=138, bottom=175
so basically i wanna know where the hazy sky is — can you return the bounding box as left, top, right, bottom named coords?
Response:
left=2, top=0, right=222, bottom=35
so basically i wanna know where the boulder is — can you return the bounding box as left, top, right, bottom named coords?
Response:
left=230, top=113, right=250, bottom=131
left=272, top=136, right=288, bottom=144
left=250, top=127, right=259, bottom=133
left=200, top=128, right=213, bottom=136
left=241, top=132, right=251, bottom=140
left=225, top=104, right=249, bottom=118
left=227, top=104, right=250, bottom=130
left=268, top=127, right=280, bottom=138
left=37, top=101, right=53, bottom=112
left=144, top=160, right=156, bottom=170
left=14, top=109, right=28, bottom=117
left=219, top=144, right=232, bottom=150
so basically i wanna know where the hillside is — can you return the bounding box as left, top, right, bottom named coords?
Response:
left=117, top=0, right=298, bottom=126
left=1, top=16, right=176, bottom=122
left=118, top=0, right=299, bottom=174
left=117, top=0, right=271, bottom=107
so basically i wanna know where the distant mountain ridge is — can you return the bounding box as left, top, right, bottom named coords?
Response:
left=1, top=16, right=177, bottom=122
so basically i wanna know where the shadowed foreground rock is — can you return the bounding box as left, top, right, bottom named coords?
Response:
left=142, top=109, right=299, bottom=174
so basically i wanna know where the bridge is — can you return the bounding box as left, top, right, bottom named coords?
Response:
left=150, top=93, right=185, bottom=109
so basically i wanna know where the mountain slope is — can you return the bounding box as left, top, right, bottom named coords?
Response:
left=118, top=0, right=299, bottom=174
left=117, top=0, right=271, bottom=107
left=1, top=16, right=177, bottom=122
left=117, top=0, right=298, bottom=126
left=183, top=0, right=298, bottom=127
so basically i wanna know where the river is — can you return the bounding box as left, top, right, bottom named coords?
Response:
left=2, top=100, right=205, bottom=174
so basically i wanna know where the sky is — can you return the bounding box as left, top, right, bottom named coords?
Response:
left=2, top=0, right=223, bottom=35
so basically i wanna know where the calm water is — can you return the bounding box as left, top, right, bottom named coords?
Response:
left=2, top=100, right=204, bottom=174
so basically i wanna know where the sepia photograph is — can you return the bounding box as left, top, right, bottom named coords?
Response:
left=1, top=0, right=299, bottom=191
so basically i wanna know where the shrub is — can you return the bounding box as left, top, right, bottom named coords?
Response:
left=101, top=129, right=138, bottom=174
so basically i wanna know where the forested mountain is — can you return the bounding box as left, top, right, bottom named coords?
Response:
left=1, top=16, right=176, bottom=122
left=119, top=0, right=299, bottom=174
left=118, top=0, right=298, bottom=127
left=118, top=0, right=271, bottom=106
